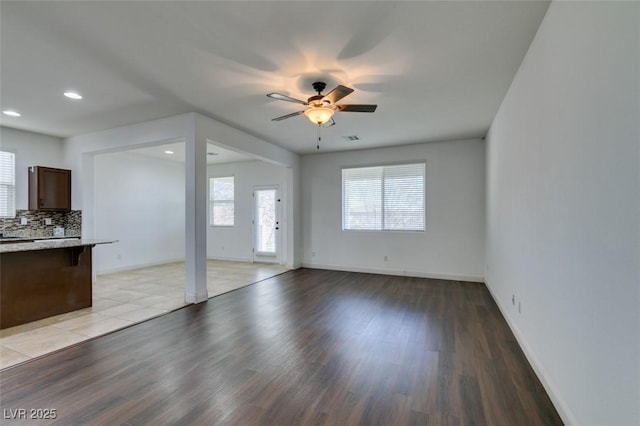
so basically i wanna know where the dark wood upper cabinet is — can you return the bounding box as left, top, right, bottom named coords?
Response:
left=28, top=166, right=71, bottom=211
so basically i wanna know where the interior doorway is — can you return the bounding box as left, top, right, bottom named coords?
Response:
left=253, top=185, right=280, bottom=264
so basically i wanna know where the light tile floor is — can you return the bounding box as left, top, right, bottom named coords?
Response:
left=0, top=260, right=288, bottom=370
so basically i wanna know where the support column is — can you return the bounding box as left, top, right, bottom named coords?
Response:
left=184, top=123, right=208, bottom=303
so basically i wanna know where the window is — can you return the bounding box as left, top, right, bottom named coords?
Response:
left=342, top=162, right=425, bottom=231
left=210, top=176, right=234, bottom=226
left=0, top=151, right=15, bottom=218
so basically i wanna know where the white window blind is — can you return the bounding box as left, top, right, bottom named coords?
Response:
left=210, top=176, right=234, bottom=226
left=342, top=163, right=425, bottom=231
left=0, top=151, right=16, bottom=218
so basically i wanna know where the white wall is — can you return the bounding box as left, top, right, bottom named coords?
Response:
left=0, top=126, right=65, bottom=211
left=302, top=139, right=485, bottom=281
left=63, top=113, right=300, bottom=299
left=93, top=151, right=185, bottom=274
left=485, top=2, right=639, bottom=425
left=194, top=114, right=301, bottom=268
left=207, top=160, right=286, bottom=262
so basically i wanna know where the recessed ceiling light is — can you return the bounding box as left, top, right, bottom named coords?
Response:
left=2, top=110, right=21, bottom=117
left=64, top=91, right=83, bottom=100
left=164, top=150, right=174, bottom=155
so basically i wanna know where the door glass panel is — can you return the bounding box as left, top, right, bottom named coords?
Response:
left=256, top=189, right=276, bottom=254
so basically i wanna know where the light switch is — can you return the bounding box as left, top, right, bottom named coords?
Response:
left=44, top=218, right=52, bottom=225
left=20, top=217, right=28, bottom=225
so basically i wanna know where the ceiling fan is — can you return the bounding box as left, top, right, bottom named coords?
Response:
left=267, top=81, right=377, bottom=128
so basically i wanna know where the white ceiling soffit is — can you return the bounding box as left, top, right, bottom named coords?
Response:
left=0, top=1, right=550, bottom=154
left=127, top=143, right=254, bottom=165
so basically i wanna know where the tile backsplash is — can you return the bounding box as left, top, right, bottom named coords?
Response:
left=1, top=210, right=82, bottom=238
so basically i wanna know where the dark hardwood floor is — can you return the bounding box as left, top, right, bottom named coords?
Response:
left=0, top=269, right=562, bottom=425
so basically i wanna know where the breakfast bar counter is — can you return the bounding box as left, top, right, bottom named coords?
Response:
left=0, top=239, right=116, bottom=329
left=0, top=238, right=115, bottom=253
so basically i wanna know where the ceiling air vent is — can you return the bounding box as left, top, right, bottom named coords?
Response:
left=343, top=135, right=360, bottom=141
left=207, top=152, right=219, bottom=156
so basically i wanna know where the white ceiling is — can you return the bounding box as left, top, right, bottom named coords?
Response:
left=0, top=1, right=550, bottom=154
left=128, top=142, right=254, bottom=165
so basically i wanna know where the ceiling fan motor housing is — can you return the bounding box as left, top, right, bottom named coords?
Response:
left=307, top=94, right=331, bottom=107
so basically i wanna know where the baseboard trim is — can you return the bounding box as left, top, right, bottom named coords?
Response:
left=207, top=255, right=253, bottom=263
left=96, top=258, right=184, bottom=276
left=301, top=262, right=484, bottom=283
left=484, top=279, right=576, bottom=426
left=185, top=290, right=209, bottom=304
left=98, top=257, right=290, bottom=276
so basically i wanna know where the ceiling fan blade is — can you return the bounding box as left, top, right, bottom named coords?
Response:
left=267, top=93, right=308, bottom=105
left=322, top=117, right=335, bottom=128
left=337, top=104, right=377, bottom=113
left=323, top=85, right=354, bottom=104
left=271, top=110, right=305, bottom=121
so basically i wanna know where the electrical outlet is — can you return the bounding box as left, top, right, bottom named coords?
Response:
left=312, top=251, right=315, bottom=257
left=384, top=255, right=388, bottom=262
left=20, top=217, right=27, bottom=225
left=43, top=218, right=52, bottom=225
left=518, top=301, right=522, bottom=314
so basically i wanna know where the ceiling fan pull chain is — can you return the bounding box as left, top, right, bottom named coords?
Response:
left=317, top=124, right=321, bottom=150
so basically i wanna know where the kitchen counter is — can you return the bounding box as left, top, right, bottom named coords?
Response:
left=0, top=238, right=116, bottom=329
left=0, top=238, right=116, bottom=253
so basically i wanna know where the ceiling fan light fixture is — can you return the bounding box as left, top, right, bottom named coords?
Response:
left=304, top=106, right=334, bottom=125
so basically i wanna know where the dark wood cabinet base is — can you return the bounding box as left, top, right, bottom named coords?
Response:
left=0, top=246, right=93, bottom=329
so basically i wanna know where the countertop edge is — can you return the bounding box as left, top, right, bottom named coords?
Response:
left=0, top=239, right=118, bottom=253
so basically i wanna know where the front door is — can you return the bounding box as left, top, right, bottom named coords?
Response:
left=253, top=186, right=280, bottom=263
